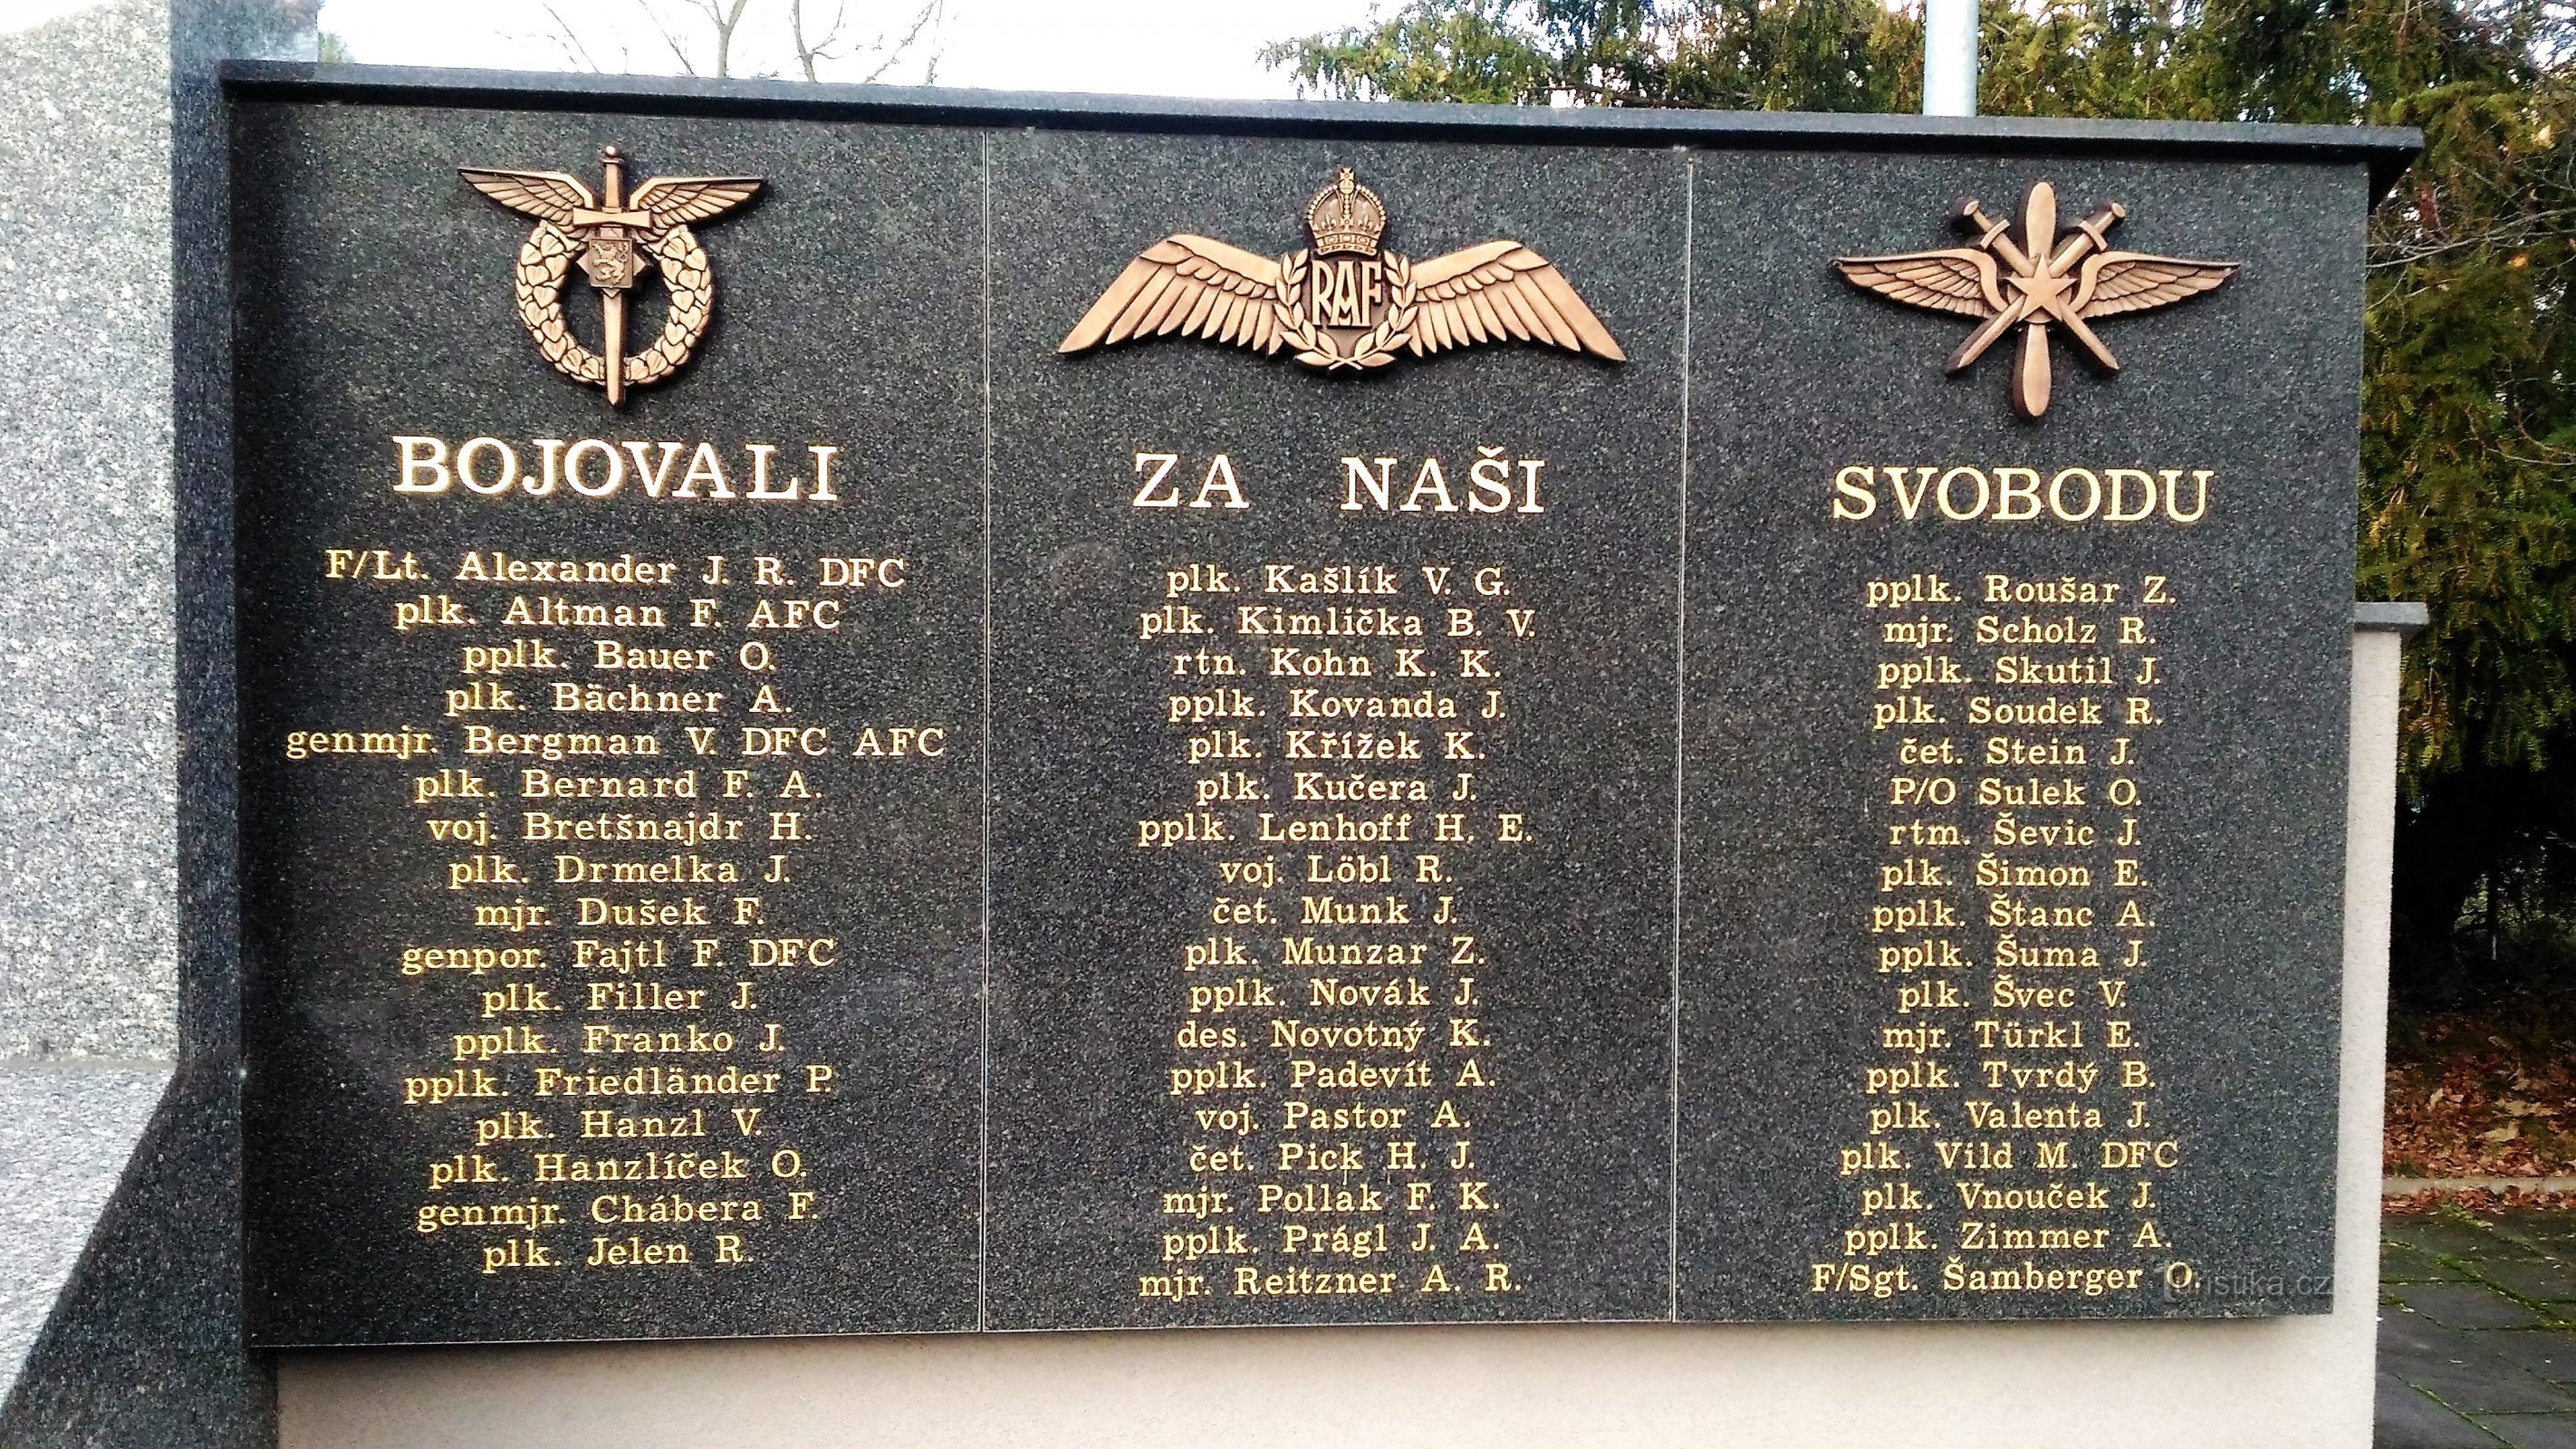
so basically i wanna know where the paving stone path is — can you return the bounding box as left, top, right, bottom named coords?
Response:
left=2380, top=1212, right=2576, bottom=1446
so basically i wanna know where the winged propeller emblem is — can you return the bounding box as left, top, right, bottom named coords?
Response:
left=1835, top=181, right=2235, bottom=417
left=461, top=147, right=762, bottom=404
left=1061, top=168, right=1623, bottom=372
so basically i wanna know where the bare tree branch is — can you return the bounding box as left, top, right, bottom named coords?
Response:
left=545, top=0, right=944, bottom=85
left=790, top=0, right=850, bottom=82
left=704, top=0, right=758, bottom=78
left=528, top=0, right=611, bottom=72
left=636, top=0, right=702, bottom=75
left=788, top=0, right=939, bottom=83
left=858, top=0, right=944, bottom=83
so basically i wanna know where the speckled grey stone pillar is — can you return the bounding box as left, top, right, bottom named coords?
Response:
left=0, top=0, right=183, bottom=1397
left=0, top=1, right=310, bottom=1443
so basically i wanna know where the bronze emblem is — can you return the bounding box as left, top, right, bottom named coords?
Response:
left=1835, top=181, right=2235, bottom=417
left=461, top=147, right=763, bottom=405
left=1061, top=168, right=1623, bottom=371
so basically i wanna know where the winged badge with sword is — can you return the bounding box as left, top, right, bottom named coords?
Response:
left=461, top=147, right=763, bottom=405
left=1835, top=181, right=2235, bottom=418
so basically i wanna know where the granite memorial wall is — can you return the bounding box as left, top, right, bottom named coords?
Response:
left=222, top=66, right=2417, bottom=1346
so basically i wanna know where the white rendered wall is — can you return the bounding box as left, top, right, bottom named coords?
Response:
left=278, top=628, right=2402, bottom=1449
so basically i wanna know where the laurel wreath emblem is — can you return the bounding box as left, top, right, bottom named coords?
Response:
left=1274, top=251, right=1417, bottom=369
left=511, top=221, right=715, bottom=388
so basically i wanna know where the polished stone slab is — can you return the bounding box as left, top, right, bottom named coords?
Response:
left=982, top=128, right=1684, bottom=1328
left=213, top=68, right=2414, bottom=1348
left=1676, top=150, right=2358, bottom=1319
left=231, top=101, right=987, bottom=1344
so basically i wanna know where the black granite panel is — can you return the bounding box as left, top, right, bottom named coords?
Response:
left=224, top=80, right=2385, bottom=1345
left=234, top=102, right=986, bottom=1344
left=982, top=130, right=1684, bottom=1328
left=1677, top=152, right=2360, bottom=1319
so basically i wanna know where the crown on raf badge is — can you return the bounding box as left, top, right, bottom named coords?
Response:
left=1304, top=168, right=1388, bottom=257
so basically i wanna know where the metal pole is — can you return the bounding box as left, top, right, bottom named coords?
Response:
left=1922, top=0, right=1978, bottom=116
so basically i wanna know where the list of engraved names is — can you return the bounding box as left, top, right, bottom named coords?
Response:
left=275, top=437, right=916, bottom=1285
left=249, top=436, right=2328, bottom=1337
left=1817, top=462, right=2212, bottom=1310
left=1135, top=541, right=1535, bottom=1310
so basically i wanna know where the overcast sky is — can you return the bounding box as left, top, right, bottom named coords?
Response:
left=305, top=0, right=1387, bottom=99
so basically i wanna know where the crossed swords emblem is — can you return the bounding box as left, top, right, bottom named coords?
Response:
left=1836, top=181, right=2236, bottom=417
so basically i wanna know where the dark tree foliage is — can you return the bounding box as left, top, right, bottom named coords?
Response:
left=1270, top=0, right=2576, bottom=1004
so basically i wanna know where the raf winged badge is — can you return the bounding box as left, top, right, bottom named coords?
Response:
left=1835, top=180, right=2235, bottom=417
left=461, top=146, right=762, bottom=405
left=1061, top=168, right=1623, bottom=371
